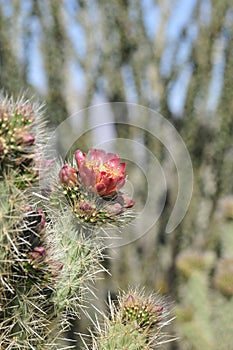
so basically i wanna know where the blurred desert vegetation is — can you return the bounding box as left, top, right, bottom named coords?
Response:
left=0, top=0, right=233, bottom=349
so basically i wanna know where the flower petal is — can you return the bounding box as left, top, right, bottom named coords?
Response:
left=79, top=163, right=96, bottom=188
left=106, top=157, right=120, bottom=167
left=119, top=162, right=126, bottom=174
left=88, top=149, right=106, bottom=163
left=75, top=150, right=86, bottom=167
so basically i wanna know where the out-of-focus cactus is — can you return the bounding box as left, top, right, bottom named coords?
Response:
left=214, top=257, right=233, bottom=297
left=0, top=94, right=58, bottom=347
left=174, top=195, right=233, bottom=350
left=175, top=250, right=215, bottom=349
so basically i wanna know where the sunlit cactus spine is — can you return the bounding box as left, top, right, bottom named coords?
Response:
left=90, top=288, right=175, bottom=350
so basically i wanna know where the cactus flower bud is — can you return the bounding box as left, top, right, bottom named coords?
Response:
left=37, top=209, right=46, bottom=232
left=59, top=164, right=78, bottom=187
left=78, top=202, right=94, bottom=212
left=121, top=193, right=135, bottom=208
left=30, top=246, right=46, bottom=261
left=105, top=203, right=123, bottom=215
left=125, top=294, right=136, bottom=305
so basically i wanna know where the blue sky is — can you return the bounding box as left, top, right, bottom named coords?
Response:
left=1, top=0, right=223, bottom=116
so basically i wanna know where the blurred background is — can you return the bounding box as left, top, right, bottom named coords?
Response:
left=1, top=0, right=233, bottom=349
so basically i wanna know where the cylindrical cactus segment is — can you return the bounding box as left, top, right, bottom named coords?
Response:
left=97, top=323, right=148, bottom=350
left=91, top=289, right=175, bottom=350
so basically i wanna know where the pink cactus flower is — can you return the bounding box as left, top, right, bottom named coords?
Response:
left=75, top=149, right=126, bottom=196
left=59, top=164, right=78, bottom=187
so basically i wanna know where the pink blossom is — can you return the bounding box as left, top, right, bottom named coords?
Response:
left=75, top=149, right=126, bottom=196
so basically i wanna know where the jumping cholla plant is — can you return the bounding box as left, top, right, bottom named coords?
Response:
left=90, top=288, right=175, bottom=350
left=0, top=93, right=174, bottom=349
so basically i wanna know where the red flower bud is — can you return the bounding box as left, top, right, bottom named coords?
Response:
left=34, top=246, right=46, bottom=256
left=78, top=202, right=94, bottom=212
left=121, top=193, right=135, bottom=208
left=105, top=203, right=123, bottom=215
left=37, top=209, right=46, bottom=232
left=30, top=246, right=46, bottom=261
left=59, top=164, right=78, bottom=187
left=125, top=294, right=136, bottom=305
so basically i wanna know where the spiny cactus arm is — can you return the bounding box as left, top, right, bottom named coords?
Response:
left=86, top=288, right=176, bottom=350
left=0, top=173, right=61, bottom=349
left=0, top=94, right=107, bottom=349
left=0, top=92, right=48, bottom=188
left=44, top=146, right=137, bottom=326
left=47, top=211, right=105, bottom=317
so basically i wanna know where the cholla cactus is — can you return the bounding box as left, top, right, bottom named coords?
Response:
left=213, top=257, right=233, bottom=297
left=0, top=95, right=106, bottom=348
left=0, top=180, right=61, bottom=349
left=175, top=250, right=215, bottom=279
left=90, top=288, right=175, bottom=350
left=0, top=95, right=61, bottom=348
left=0, top=93, right=174, bottom=349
